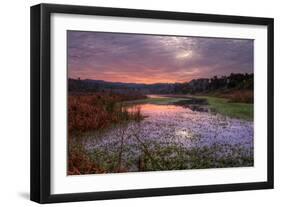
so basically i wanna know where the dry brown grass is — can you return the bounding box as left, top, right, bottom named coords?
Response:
left=219, top=90, right=253, bottom=103
left=68, top=92, right=144, bottom=133
left=68, top=140, right=106, bottom=175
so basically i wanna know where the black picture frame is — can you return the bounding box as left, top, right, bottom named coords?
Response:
left=30, top=3, right=274, bottom=204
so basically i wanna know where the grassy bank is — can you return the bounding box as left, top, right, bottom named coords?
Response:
left=201, top=96, right=253, bottom=121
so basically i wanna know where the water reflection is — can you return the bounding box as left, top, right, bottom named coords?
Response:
left=127, top=103, right=189, bottom=114
left=146, top=94, right=167, bottom=99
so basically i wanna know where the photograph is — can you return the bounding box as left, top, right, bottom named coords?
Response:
left=67, top=31, right=254, bottom=175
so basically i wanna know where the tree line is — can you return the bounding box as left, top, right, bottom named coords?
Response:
left=174, top=73, right=253, bottom=94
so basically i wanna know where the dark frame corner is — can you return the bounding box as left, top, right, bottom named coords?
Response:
left=30, top=3, right=274, bottom=204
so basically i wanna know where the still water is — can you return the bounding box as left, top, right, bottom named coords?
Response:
left=83, top=95, right=254, bottom=172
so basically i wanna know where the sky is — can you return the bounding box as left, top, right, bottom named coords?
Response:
left=68, top=31, right=253, bottom=84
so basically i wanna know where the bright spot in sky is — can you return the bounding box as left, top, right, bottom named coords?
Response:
left=176, top=51, right=193, bottom=59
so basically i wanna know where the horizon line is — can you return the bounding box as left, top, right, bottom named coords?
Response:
left=68, top=72, right=253, bottom=85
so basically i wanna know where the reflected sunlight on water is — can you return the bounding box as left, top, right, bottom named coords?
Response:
left=146, top=94, right=167, bottom=99
left=127, top=103, right=188, bottom=113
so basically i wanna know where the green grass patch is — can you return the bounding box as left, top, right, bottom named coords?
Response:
left=200, top=96, right=253, bottom=121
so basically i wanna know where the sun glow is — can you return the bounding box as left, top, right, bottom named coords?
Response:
left=176, top=51, right=193, bottom=59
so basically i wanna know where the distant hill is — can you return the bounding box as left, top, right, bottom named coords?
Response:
left=68, top=73, right=253, bottom=94
left=68, top=78, right=175, bottom=94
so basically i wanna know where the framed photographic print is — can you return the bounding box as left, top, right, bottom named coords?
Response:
left=30, top=3, right=274, bottom=203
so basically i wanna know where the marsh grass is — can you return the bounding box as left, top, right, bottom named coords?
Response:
left=68, top=93, right=144, bottom=133
left=88, top=142, right=253, bottom=172
left=203, top=96, right=253, bottom=121
left=221, top=90, right=253, bottom=103
left=68, top=139, right=106, bottom=175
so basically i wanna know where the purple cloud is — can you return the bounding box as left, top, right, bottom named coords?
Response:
left=67, top=31, right=253, bottom=83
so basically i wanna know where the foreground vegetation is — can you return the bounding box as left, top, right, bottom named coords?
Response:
left=68, top=141, right=106, bottom=175
left=68, top=141, right=253, bottom=174
left=88, top=142, right=253, bottom=172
